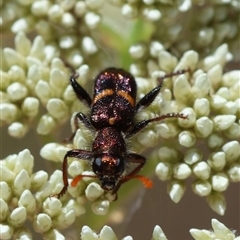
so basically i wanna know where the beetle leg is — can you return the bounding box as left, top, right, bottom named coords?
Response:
left=64, top=112, right=93, bottom=142
left=51, top=149, right=93, bottom=198
left=112, top=153, right=152, bottom=194
left=126, top=112, right=188, bottom=138
left=70, top=72, right=92, bottom=107
left=134, top=69, right=189, bottom=112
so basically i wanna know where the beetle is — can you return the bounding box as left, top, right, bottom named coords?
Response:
left=54, top=67, right=188, bottom=199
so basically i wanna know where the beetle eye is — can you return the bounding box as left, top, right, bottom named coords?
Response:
left=92, top=157, right=102, bottom=174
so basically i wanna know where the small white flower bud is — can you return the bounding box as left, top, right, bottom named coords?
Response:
left=8, top=207, right=27, bottom=227
left=0, top=199, right=8, bottom=222
left=178, top=107, right=196, bottom=128
left=0, top=224, right=13, bottom=239
left=21, top=97, right=40, bottom=117
left=184, top=148, right=203, bottom=165
left=1, top=71, right=11, bottom=90
left=43, top=229, right=65, bottom=240
left=149, top=41, right=164, bottom=57
left=159, top=50, right=177, bottom=72
left=13, top=228, right=32, bottom=240
left=211, top=173, right=229, bottom=192
left=173, top=74, right=192, bottom=103
left=43, top=197, right=62, bottom=218
left=40, top=143, right=70, bottom=162
left=0, top=103, right=19, bottom=123
left=37, top=114, right=56, bottom=135
left=213, top=115, right=236, bottom=131
left=155, top=162, right=172, bottom=181
left=207, top=134, right=224, bottom=149
left=8, top=65, right=26, bottom=83
left=143, top=8, right=161, bottom=21
left=26, top=54, right=42, bottom=66
left=152, top=225, right=167, bottom=240
left=49, top=68, right=68, bottom=94
left=192, top=180, right=211, bottom=196
left=227, top=164, right=240, bottom=182
left=84, top=12, right=101, bottom=29
left=225, top=123, right=240, bottom=139
left=62, top=209, right=76, bottom=227
left=157, top=147, right=179, bottom=162
left=74, top=128, right=91, bottom=149
left=216, top=87, right=231, bottom=100
left=35, top=80, right=52, bottom=104
left=192, top=73, right=210, bottom=98
left=190, top=228, right=212, bottom=239
left=193, top=98, right=210, bottom=117
left=65, top=199, right=86, bottom=217
left=129, top=44, right=147, bottom=59
left=8, top=122, right=28, bottom=138
left=195, top=117, right=213, bottom=138
left=15, top=32, right=31, bottom=56
left=66, top=49, right=84, bottom=67
left=222, top=141, right=240, bottom=163
left=178, top=0, right=191, bottom=11
left=7, top=82, right=28, bottom=101
left=122, top=237, right=133, bottom=240
left=31, top=0, right=50, bottom=16
left=48, top=4, right=64, bottom=21
left=82, top=36, right=98, bottom=55
left=85, top=182, right=104, bottom=201
left=137, top=130, right=158, bottom=147
left=193, top=162, right=211, bottom=180
left=61, top=12, right=76, bottom=28
left=29, top=36, right=45, bottom=60
left=68, top=160, right=84, bottom=177
left=31, top=170, right=48, bottom=189
left=34, top=213, right=52, bottom=233
left=207, top=64, right=222, bottom=89
left=167, top=180, right=185, bottom=203
left=178, top=130, right=196, bottom=147
left=222, top=70, right=240, bottom=87
left=0, top=165, right=14, bottom=183
left=59, top=35, right=77, bottom=49
left=18, top=190, right=36, bottom=213
left=207, top=152, right=226, bottom=171
left=211, top=219, right=236, bottom=239
left=99, top=226, right=118, bottom=240
left=11, top=16, right=36, bottom=34
left=14, top=149, right=34, bottom=175
left=13, top=170, right=31, bottom=196
left=175, top=50, right=198, bottom=71
left=46, top=98, right=68, bottom=119
left=173, top=163, right=191, bottom=180
left=74, top=1, right=87, bottom=17
left=156, top=123, right=179, bottom=139
left=49, top=170, right=64, bottom=195
left=91, top=200, right=109, bottom=215
left=81, top=226, right=98, bottom=240
left=221, top=101, right=237, bottom=115
left=206, top=192, right=226, bottom=215
left=121, top=4, right=137, bottom=18
left=0, top=182, right=11, bottom=202
left=210, top=95, right=227, bottom=110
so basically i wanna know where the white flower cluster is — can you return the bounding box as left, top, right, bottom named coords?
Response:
left=1, top=0, right=101, bottom=67
left=126, top=42, right=240, bottom=214
left=80, top=219, right=239, bottom=240
left=112, top=1, right=239, bottom=59
left=1, top=32, right=93, bottom=138
left=80, top=224, right=167, bottom=240
left=0, top=149, right=86, bottom=239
